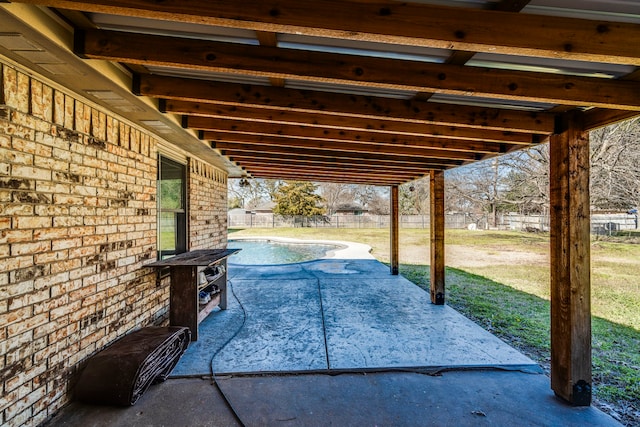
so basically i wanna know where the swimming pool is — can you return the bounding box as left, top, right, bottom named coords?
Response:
left=227, top=239, right=342, bottom=265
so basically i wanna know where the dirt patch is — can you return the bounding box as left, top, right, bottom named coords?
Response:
left=397, top=244, right=548, bottom=268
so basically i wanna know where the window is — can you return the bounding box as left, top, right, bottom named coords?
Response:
left=158, top=156, right=187, bottom=259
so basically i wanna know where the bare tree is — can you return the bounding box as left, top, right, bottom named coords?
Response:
left=367, top=188, right=391, bottom=215
left=445, top=158, right=510, bottom=227
left=500, top=145, right=550, bottom=214
left=590, top=118, right=640, bottom=210
left=228, top=178, right=281, bottom=209
left=318, top=183, right=354, bottom=215
left=399, top=179, right=430, bottom=214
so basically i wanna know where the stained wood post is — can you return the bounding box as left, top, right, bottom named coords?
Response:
left=430, top=170, right=445, bottom=305
left=550, top=112, right=591, bottom=406
left=390, top=185, right=399, bottom=275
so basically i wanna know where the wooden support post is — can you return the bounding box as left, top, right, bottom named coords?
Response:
left=430, top=170, right=445, bottom=305
left=550, top=112, right=592, bottom=406
left=390, top=185, right=399, bottom=275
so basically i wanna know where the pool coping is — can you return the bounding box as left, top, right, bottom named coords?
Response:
left=227, top=236, right=375, bottom=262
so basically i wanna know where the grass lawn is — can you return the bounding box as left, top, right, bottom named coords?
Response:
left=229, top=227, right=640, bottom=425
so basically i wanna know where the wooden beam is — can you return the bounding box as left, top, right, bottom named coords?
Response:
left=219, top=143, right=462, bottom=169
left=210, top=136, right=479, bottom=161
left=79, top=29, right=640, bottom=110
left=232, top=157, right=432, bottom=175
left=138, top=75, right=555, bottom=133
left=241, top=161, right=421, bottom=177
left=581, top=68, right=640, bottom=130
left=243, top=165, right=418, bottom=182
left=390, top=185, right=399, bottom=275
left=582, top=109, right=640, bottom=131
left=256, top=31, right=285, bottom=87
left=430, top=170, right=445, bottom=305
left=224, top=149, right=458, bottom=169
left=25, top=0, right=640, bottom=65
left=168, top=101, right=538, bottom=144
left=411, top=0, right=531, bottom=100
left=245, top=170, right=404, bottom=186
left=549, top=111, right=591, bottom=406
left=191, top=118, right=515, bottom=154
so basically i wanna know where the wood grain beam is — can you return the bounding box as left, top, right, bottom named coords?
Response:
left=415, top=0, right=531, bottom=100
left=226, top=152, right=446, bottom=172
left=256, top=31, right=285, bottom=87
left=581, top=71, right=640, bottom=130
left=22, top=0, right=640, bottom=65
left=190, top=117, right=514, bottom=154
left=217, top=144, right=462, bottom=167
left=244, top=170, right=407, bottom=186
left=138, top=75, right=554, bottom=133
left=234, top=159, right=429, bottom=175
left=582, top=110, right=640, bottom=131
left=243, top=165, right=419, bottom=181
left=174, top=103, right=537, bottom=144
left=79, top=29, right=640, bottom=110
left=209, top=134, right=479, bottom=161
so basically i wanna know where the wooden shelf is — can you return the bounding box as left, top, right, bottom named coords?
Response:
left=147, top=249, right=240, bottom=341
left=197, top=293, right=221, bottom=324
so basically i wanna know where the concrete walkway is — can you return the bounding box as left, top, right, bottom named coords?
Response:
left=47, top=246, right=621, bottom=426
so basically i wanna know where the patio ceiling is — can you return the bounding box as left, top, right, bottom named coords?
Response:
left=7, top=0, right=640, bottom=185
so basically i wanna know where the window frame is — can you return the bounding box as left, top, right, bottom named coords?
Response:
left=157, top=155, right=188, bottom=260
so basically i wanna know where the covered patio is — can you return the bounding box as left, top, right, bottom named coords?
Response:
left=175, top=251, right=536, bottom=376
left=1, top=1, right=640, bottom=425
left=49, top=251, right=619, bottom=426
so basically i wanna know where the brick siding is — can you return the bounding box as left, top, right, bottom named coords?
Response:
left=0, top=60, right=228, bottom=426
left=188, top=158, right=227, bottom=250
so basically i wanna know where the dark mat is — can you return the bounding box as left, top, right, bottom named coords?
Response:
left=75, top=326, right=190, bottom=406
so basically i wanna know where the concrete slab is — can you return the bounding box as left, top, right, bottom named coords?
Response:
left=48, top=371, right=621, bottom=427
left=174, top=258, right=538, bottom=376
left=47, top=377, right=240, bottom=427
left=213, top=278, right=328, bottom=373
left=321, top=275, right=535, bottom=370
left=218, top=370, right=621, bottom=427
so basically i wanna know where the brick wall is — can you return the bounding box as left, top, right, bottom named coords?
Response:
left=0, top=60, right=228, bottom=426
left=188, top=158, right=227, bottom=250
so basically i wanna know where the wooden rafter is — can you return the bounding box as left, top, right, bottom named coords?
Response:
left=77, top=29, right=640, bottom=110
left=243, top=164, right=420, bottom=180
left=225, top=152, right=450, bottom=172
left=138, top=75, right=555, bottom=133
left=19, top=0, right=640, bottom=65
left=244, top=169, right=408, bottom=186
left=171, top=101, right=538, bottom=144
left=210, top=136, right=479, bottom=161
left=256, top=31, right=285, bottom=87
left=231, top=160, right=429, bottom=176
left=192, top=118, right=514, bottom=154
left=218, top=144, right=460, bottom=167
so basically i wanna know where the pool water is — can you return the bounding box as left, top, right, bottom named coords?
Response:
left=228, top=240, right=340, bottom=265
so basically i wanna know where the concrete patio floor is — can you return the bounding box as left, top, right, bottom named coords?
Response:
left=47, top=251, right=621, bottom=426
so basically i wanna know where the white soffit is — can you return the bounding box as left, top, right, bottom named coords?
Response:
left=277, top=34, right=451, bottom=63
left=469, top=53, right=636, bottom=79
left=525, top=0, right=640, bottom=23
left=145, top=65, right=272, bottom=86
left=428, top=93, right=556, bottom=111
left=285, top=79, right=418, bottom=99
left=88, top=13, right=259, bottom=44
